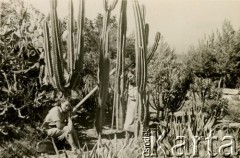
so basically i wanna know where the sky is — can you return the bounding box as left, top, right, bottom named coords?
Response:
left=11, top=0, right=240, bottom=54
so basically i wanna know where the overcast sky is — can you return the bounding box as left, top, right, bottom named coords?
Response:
left=21, top=0, right=240, bottom=54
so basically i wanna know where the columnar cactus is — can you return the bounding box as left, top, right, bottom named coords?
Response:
left=147, top=32, right=161, bottom=63
left=43, top=0, right=85, bottom=97
left=132, top=0, right=161, bottom=139
left=113, top=0, right=127, bottom=130
left=95, top=0, right=118, bottom=135
left=133, top=0, right=148, bottom=139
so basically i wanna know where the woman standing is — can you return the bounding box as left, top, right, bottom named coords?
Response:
left=124, top=73, right=137, bottom=144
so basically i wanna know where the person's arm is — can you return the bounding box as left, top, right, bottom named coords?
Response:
left=57, top=119, right=68, bottom=140
left=49, top=107, right=64, bottom=129
left=66, top=111, right=73, bottom=133
left=58, top=112, right=73, bottom=141
left=55, top=120, right=64, bottom=129
left=128, top=86, right=136, bottom=101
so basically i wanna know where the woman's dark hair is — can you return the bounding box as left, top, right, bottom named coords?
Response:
left=53, top=102, right=60, bottom=107
left=128, top=68, right=136, bottom=87
left=129, top=76, right=136, bottom=87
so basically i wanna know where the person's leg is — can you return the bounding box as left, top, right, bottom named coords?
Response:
left=46, top=128, right=65, bottom=150
left=47, top=128, right=64, bottom=137
left=125, top=131, right=130, bottom=145
left=63, top=126, right=78, bottom=150
left=71, top=127, right=79, bottom=148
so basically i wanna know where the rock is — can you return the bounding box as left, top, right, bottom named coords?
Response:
left=36, top=140, right=56, bottom=154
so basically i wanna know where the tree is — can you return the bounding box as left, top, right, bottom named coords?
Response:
left=187, top=20, right=240, bottom=88
left=148, top=38, right=192, bottom=119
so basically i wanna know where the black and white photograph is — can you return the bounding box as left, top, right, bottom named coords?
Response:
left=1, top=0, right=240, bottom=157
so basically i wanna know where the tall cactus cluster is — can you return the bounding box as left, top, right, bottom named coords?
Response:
left=95, top=0, right=118, bottom=135
left=43, top=0, right=85, bottom=97
left=112, top=0, right=161, bottom=133
left=133, top=0, right=161, bottom=139
left=42, top=0, right=161, bottom=140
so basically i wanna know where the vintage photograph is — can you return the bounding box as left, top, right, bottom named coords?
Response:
left=1, top=0, right=240, bottom=157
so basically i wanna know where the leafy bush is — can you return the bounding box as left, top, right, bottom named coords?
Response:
left=205, top=98, right=228, bottom=118
left=228, top=100, right=240, bottom=122
left=0, top=126, right=42, bottom=158
left=148, top=42, right=192, bottom=114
